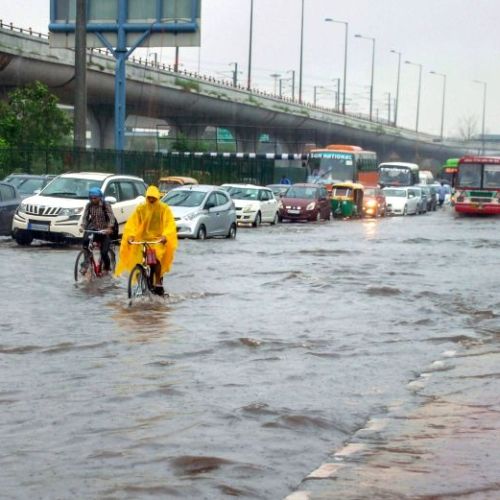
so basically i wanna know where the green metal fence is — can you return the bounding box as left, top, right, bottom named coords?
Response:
left=0, top=147, right=307, bottom=185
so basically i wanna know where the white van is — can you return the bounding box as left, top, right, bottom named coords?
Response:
left=12, top=172, right=146, bottom=245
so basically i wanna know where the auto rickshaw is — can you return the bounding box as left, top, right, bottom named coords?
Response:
left=330, top=182, right=364, bottom=218
left=158, top=176, right=198, bottom=195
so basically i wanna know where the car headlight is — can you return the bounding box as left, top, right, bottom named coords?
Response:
left=60, top=207, right=84, bottom=217
left=306, top=202, right=316, bottom=211
left=366, top=199, right=377, bottom=207
left=184, top=211, right=201, bottom=221
left=17, top=202, right=27, bottom=214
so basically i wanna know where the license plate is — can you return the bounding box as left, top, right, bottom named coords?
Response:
left=287, top=209, right=300, bottom=214
left=28, top=221, right=50, bottom=232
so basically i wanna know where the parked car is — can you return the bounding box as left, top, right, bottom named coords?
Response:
left=158, top=176, right=198, bottom=195
left=11, top=172, right=147, bottom=245
left=362, top=186, right=386, bottom=217
left=266, top=184, right=290, bottom=199
left=222, top=184, right=279, bottom=226
left=417, top=184, right=436, bottom=211
left=0, top=182, right=22, bottom=236
left=383, top=186, right=420, bottom=215
left=3, top=173, right=57, bottom=199
left=163, top=185, right=237, bottom=239
left=278, top=183, right=331, bottom=222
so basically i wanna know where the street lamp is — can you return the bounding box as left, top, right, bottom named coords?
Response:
left=355, top=34, right=376, bottom=121
left=332, top=77, right=341, bottom=111
left=313, top=85, right=325, bottom=106
left=430, top=70, right=447, bottom=139
left=247, top=0, right=254, bottom=90
left=287, top=69, right=296, bottom=100
left=473, top=80, right=487, bottom=153
left=229, top=62, right=239, bottom=87
left=390, top=49, right=401, bottom=127
left=270, top=73, right=281, bottom=94
left=405, top=60, right=423, bottom=132
left=325, top=18, right=348, bottom=114
left=298, top=0, right=305, bottom=104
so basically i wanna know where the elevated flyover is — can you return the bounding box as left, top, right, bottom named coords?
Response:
left=0, top=22, right=482, bottom=163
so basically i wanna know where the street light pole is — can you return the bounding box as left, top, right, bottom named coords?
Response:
left=325, top=18, right=348, bottom=114
left=355, top=34, right=376, bottom=121
left=247, top=0, right=254, bottom=90
left=270, top=73, right=281, bottom=94
left=287, top=69, right=296, bottom=100
left=430, top=70, right=447, bottom=139
left=473, top=79, right=487, bottom=153
left=229, top=62, right=239, bottom=87
left=390, top=49, right=401, bottom=127
left=298, top=0, right=305, bottom=104
left=405, top=60, right=423, bottom=133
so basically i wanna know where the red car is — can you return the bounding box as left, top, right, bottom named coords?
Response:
left=278, top=183, right=331, bottom=222
left=362, top=186, right=386, bottom=217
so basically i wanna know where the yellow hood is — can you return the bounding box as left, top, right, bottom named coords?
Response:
left=146, top=185, right=161, bottom=199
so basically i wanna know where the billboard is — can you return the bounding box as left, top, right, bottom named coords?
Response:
left=49, top=0, right=202, bottom=48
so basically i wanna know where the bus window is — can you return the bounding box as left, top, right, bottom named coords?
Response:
left=483, top=165, right=500, bottom=188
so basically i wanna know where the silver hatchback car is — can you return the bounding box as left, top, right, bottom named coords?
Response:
left=162, top=185, right=237, bottom=240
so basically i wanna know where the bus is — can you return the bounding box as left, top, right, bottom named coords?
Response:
left=378, top=162, right=419, bottom=188
left=306, top=145, right=378, bottom=190
left=454, top=156, right=500, bottom=214
left=438, top=158, right=459, bottom=188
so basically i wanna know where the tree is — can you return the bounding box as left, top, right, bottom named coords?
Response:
left=457, top=114, right=479, bottom=141
left=0, top=81, right=72, bottom=149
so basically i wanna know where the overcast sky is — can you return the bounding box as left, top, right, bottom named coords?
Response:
left=2, top=0, right=499, bottom=138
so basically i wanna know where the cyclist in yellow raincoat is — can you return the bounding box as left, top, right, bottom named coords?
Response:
left=115, top=185, right=178, bottom=295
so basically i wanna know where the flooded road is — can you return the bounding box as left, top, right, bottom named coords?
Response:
left=0, top=209, right=499, bottom=499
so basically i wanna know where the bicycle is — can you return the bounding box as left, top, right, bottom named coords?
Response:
left=74, top=230, right=116, bottom=282
left=127, top=240, right=164, bottom=300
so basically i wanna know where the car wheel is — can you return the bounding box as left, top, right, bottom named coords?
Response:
left=196, top=225, right=207, bottom=240
left=252, top=212, right=261, bottom=227
left=14, top=231, right=33, bottom=246
left=226, top=223, right=237, bottom=239
left=403, top=205, right=408, bottom=216
left=270, top=212, right=278, bottom=225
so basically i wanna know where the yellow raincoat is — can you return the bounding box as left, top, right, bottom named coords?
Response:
left=115, top=185, right=178, bottom=277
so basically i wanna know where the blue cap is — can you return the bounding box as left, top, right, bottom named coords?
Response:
left=89, top=187, right=103, bottom=198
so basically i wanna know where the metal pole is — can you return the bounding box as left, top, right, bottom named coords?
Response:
left=387, top=92, right=391, bottom=123
left=441, top=75, right=447, bottom=139
left=74, top=0, right=87, bottom=151
left=174, top=46, right=180, bottom=71
left=247, top=0, right=254, bottom=90
left=481, top=82, right=487, bottom=153
left=416, top=63, right=422, bottom=133
left=369, top=38, right=375, bottom=121
left=391, top=50, right=401, bottom=127
left=325, top=19, right=348, bottom=114
left=288, top=70, right=296, bottom=100
left=298, top=0, right=304, bottom=104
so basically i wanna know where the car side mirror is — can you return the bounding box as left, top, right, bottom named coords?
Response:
left=105, top=196, right=117, bottom=204
left=205, top=202, right=215, bottom=210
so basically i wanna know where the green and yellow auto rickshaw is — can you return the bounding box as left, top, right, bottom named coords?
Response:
left=330, top=182, right=364, bottom=218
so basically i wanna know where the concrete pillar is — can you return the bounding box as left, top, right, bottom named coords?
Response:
left=88, top=105, right=115, bottom=149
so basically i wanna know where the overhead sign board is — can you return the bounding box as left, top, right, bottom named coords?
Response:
left=49, top=0, right=201, bottom=48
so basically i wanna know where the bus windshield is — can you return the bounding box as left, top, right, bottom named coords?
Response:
left=379, top=167, right=412, bottom=186
left=307, top=153, right=355, bottom=184
left=458, top=163, right=482, bottom=188
left=484, top=164, right=500, bottom=188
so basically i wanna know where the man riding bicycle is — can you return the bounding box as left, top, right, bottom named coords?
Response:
left=80, top=187, right=116, bottom=274
left=115, top=185, right=178, bottom=296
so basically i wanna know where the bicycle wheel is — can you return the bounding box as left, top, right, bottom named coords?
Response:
left=128, top=264, right=149, bottom=300
left=74, top=250, right=95, bottom=282
left=108, top=248, right=116, bottom=273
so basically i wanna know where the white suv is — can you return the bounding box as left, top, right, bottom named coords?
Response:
left=222, top=184, right=279, bottom=226
left=12, top=172, right=146, bottom=245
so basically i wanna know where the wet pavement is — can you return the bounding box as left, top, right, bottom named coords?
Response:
left=0, top=208, right=499, bottom=499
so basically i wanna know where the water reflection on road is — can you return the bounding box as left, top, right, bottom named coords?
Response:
left=0, top=210, right=498, bottom=499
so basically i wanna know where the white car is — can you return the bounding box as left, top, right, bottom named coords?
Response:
left=222, top=184, right=279, bottom=226
left=12, top=172, right=146, bottom=245
left=383, top=186, right=421, bottom=215
left=163, top=185, right=237, bottom=240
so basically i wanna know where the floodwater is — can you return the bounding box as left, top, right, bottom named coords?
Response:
left=0, top=209, right=499, bottom=499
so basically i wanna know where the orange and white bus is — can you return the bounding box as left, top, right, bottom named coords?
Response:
left=454, top=156, right=500, bottom=214
left=306, top=145, right=378, bottom=190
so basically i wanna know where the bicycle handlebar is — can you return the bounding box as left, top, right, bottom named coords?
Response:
left=84, top=229, right=109, bottom=234
left=128, top=240, right=164, bottom=245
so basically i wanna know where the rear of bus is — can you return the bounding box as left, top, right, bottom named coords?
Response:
left=454, top=156, right=500, bottom=214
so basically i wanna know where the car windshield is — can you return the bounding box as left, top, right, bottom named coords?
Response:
left=363, top=188, right=376, bottom=196
left=164, top=190, right=206, bottom=207
left=384, top=189, right=406, bottom=197
left=41, top=177, right=103, bottom=199
left=285, top=187, right=317, bottom=199
left=225, top=187, right=259, bottom=200
left=15, top=178, right=47, bottom=195
left=4, top=176, right=26, bottom=188
left=458, top=163, right=482, bottom=188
